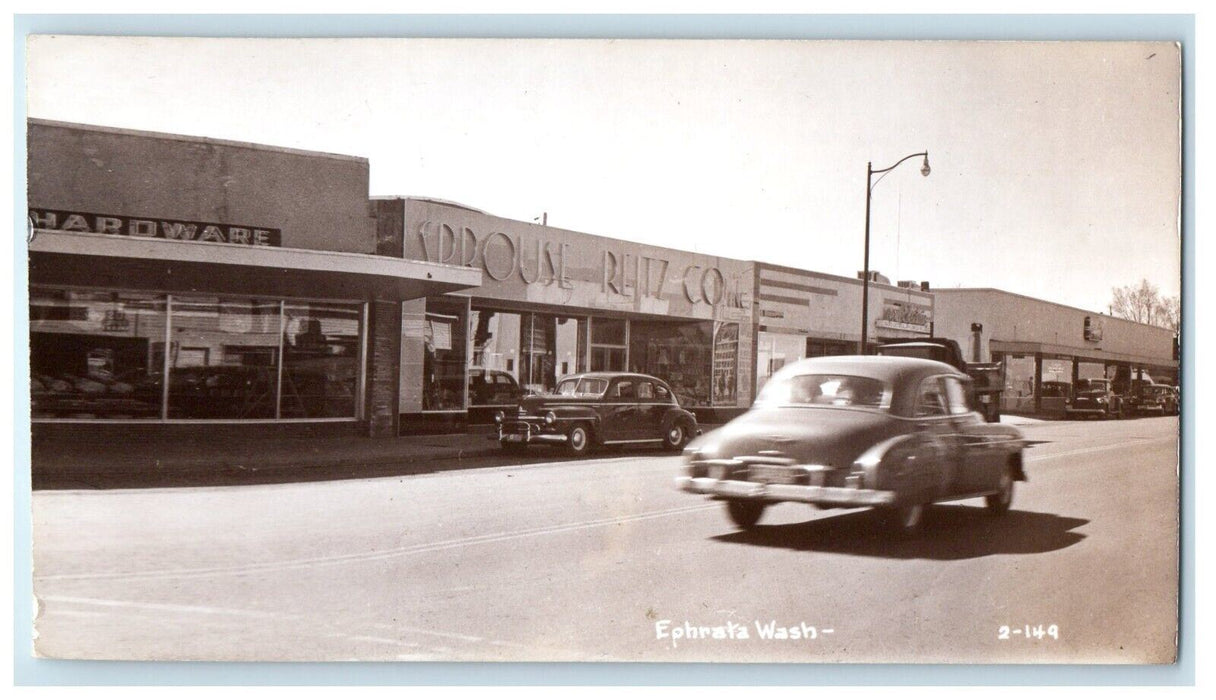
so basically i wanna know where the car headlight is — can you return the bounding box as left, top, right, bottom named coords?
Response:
left=1096, top=398, right=1106, bottom=405
left=494, top=410, right=505, bottom=423
left=544, top=410, right=557, bottom=425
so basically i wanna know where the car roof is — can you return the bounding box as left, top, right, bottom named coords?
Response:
left=778, top=355, right=963, bottom=382
left=559, top=372, right=669, bottom=384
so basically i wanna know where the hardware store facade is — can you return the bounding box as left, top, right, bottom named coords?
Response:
left=27, top=120, right=479, bottom=438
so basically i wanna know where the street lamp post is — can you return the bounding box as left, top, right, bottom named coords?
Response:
left=859, top=151, right=931, bottom=354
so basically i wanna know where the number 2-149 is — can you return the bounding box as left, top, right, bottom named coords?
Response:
left=998, top=624, right=1059, bottom=640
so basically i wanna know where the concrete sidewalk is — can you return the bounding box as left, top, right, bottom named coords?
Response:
left=31, top=424, right=721, bottom=490
left=31, top=427, right=507, bottom=489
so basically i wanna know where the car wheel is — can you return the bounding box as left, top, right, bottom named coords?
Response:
left=985, top=467, right=1015, bottom=515
left=501, top=441, right=527, bottom=455
left=885, top=503, right=925, bottom=535
left=662, top=422, right=688, bottom=451
left=725, top=500, right=766, bottom=530
left=566, top=423, right=590, bottom=456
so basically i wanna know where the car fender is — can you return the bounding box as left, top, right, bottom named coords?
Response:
left=852, top=431, right=949, bottom=503
left=660, top=407, right=697, bottom=433
left=549, top=405, right=601, bottom=425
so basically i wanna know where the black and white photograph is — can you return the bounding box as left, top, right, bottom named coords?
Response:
left=19, top=28, right=1184, bottom=671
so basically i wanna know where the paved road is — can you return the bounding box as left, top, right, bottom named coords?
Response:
left=31, top=417, right=1179, bottom=663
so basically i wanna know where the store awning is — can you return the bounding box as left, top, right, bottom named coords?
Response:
left=28, top=230, right=482, bottom=300
left=991, top=339, right=1177, bottom=371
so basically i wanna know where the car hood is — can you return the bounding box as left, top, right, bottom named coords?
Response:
left=688, top=407, right=900, bottom=469
left=517, top=395, right=601, bottom=412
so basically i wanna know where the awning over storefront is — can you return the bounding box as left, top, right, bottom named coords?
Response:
left=28, top=230, right=482, bottom=300
left=991, top=339, right=1177, bottom=372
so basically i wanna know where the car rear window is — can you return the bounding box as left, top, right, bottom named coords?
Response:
left=756, top=373, right=890, bottom=409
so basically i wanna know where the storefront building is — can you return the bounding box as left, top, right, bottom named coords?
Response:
left=753, top=262, right=935, bottom=396
left=27, top=120, right=480, bottom=438
left=933, top=288, right=1178, bottom=415
left=375, top=197, right=755, bottom=429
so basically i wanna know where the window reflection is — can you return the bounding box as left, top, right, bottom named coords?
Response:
left=30, top=289, right=165, bottom=418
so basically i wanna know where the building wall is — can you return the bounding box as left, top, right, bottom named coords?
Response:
left=28, top=119, right=377, bottom=254
left=383, top=197, right=756, bottom=413
left=933, top=288, right=1175, bottom=365
left=755, top=262, right=934, bottom=344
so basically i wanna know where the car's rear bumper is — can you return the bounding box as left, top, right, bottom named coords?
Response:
left=675, top=476, right=896, bottom=507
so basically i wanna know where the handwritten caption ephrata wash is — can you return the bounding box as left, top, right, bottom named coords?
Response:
left=655, top=620, right=834, bottom=647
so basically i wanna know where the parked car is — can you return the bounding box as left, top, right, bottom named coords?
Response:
left=675, top=356, right=1027, bottom=534
left=1137, top=383, right=1177, bottom=416
left=467, top=368, right=525, bottom=423
left=1064, top=378, right=1125, bottom=419
left=496, top=372, right=699, bottom=455
left=1125, top=380, right=1167, bottom=417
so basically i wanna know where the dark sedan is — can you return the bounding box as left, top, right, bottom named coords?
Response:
left=496, top=372, right=699, bottom=455
left=676, top=356, right=1027, bottom=534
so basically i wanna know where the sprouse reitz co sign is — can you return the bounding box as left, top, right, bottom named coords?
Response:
left=29, top=209, right=282, bottom=247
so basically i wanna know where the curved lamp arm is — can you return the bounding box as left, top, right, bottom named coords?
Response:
left=869, top=151, right=930, bottom=192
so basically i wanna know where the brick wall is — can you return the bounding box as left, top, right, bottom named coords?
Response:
left=366, top=299, right=401, bottom=437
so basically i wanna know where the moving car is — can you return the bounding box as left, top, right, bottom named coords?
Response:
left=676, top=355, right=1027, bottom=534
left=496, top=372, right=699, bottom=455
left=1064, top=378, right=1125, bottom=419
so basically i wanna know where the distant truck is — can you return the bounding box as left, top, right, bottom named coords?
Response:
left=876, top=338, right=1004, bottom=422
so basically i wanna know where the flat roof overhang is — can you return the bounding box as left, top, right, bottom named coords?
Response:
left=28, top=230, right=482, bottom=301
left=991, top=339, right=1177, bottom=370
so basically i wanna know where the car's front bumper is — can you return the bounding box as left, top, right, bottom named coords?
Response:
left=675, top=476, right=896, bottom=507
left=1064, top=405, right=1108, bottom=416
left=498, top=421, right=568, bottom=445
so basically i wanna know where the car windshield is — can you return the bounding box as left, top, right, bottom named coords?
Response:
left=554, top=377, right=609, bottom=397
left=756, top=373, right=889, bottom=409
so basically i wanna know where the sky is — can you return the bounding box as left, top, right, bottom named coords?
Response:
left=24, top=36, right=1182, bottom=314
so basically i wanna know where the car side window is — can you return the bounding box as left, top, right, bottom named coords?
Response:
left=914, top=378, right=949, bottom=417
left=655, top=384, right=671, bottom=402
left=941, top=376, right=972, bottom=415
left=637, top=381, right=654, bottom=400
left=615, top=380, right=635, bottom=399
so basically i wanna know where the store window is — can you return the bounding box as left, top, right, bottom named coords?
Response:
left=756, top=332, right=806, bottom=395
left=712, top=323, right=739, bottom=405
left=167, top=296, right=280, bottom=419
left=590, top=317, right=627, bottom=372
left=629, top=320, right=711, bottom=407
left=1003, top=354, right=1036, bottom=412
left=30, top=288, right=166, bottom=419
left=423, top=297, right=467, bottom=411
left=281, top=302, right=361, bottom=418
left=30, top=287, right=364, bottom=421
left=468, top=310, right=586, bottom=402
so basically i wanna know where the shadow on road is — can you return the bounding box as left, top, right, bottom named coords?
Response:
left=710, top=505, right=1088, bottom=560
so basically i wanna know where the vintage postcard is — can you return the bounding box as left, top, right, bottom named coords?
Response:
left=24, top=36, right=1181, bottom=665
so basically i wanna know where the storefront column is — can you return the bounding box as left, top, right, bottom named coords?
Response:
left=1034, top=352, right=1044, bottom=414
left=365, top=299, right=401, bottom=438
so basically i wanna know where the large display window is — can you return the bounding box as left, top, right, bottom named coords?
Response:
left=422, top=297, right=468, bottom=411
left=467, top=310, right=587, bottom=403
left=590, top=317, right=627, bottom=372
left=29, top=286, right=364, bottom=421
left=30, top=288, right=166, bottom=419
left=756, top=332, right=806, bottom=395
left=629, top=320, right=712, bottom=407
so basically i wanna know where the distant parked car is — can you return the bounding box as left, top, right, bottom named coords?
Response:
left=1064, top=378, right=1125, bottom=419
left=496, top=372, right=699, bottom=455
left=676, top=355, right=1027, bottom=535
left=467, top=369, right=525, bottom=423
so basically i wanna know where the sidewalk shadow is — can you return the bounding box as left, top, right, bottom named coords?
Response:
left=710, top=505, right=1087, bottom=561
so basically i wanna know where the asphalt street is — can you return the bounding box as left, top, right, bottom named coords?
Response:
left=31, top=416, right=1179, bottom=663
